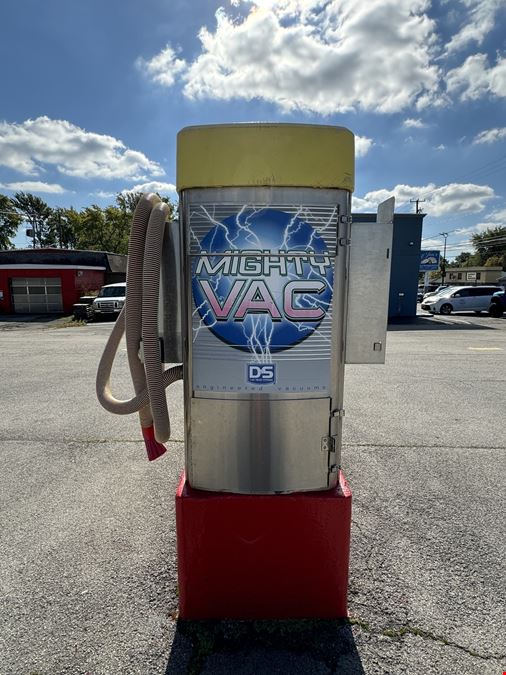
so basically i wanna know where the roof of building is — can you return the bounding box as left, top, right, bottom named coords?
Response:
left=351, top=212, right=426, bottom=221
left=0, top=248, right=126, bottom=273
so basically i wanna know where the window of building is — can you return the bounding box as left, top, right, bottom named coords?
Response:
left=458, top=273, right=462, bottom=279
left=476, top=272, right=481, bottom=280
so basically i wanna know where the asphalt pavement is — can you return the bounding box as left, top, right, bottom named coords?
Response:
left=0, top=311, right=505, bottom=674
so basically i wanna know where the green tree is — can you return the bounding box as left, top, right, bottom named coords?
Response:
left=8, top=191, right=178, bottom=254
left=46, top=207, right=79, bottom=249
left=11, top=192, right=52, bottom=247
left=75, top=205, right=108, bottom=251
left=484, top=254, right=504, bottom=267
left=0, top=194, right=22, bottom=249
left=116, top=191, right=143, bottom=213
left=448, top=251, right=472, bottom=268
left=471, top=226, right=506, bottom=268
left=74, top=203, right=131, bottom=254
left=116, top=191, right=174, bottom=214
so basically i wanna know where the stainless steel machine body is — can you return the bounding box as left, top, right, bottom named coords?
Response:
left=159, top=124, right=393, bottom=495
left=179, top=186, right=349, bottom=493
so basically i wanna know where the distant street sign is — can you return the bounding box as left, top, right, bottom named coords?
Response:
left=420, top=250, right=440, bottom=271
left=466, top=272, right=477, bottom=281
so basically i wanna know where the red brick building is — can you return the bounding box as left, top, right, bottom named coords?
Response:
left=0, top=249, right=126, bottom=314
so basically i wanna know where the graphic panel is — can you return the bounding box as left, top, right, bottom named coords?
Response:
left=190, top=205, right=337, bottom=394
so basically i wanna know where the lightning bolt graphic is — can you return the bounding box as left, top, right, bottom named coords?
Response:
left=191, top=205, right=335, bottom=356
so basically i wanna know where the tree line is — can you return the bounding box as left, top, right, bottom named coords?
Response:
left=447, top=227, right=506, bottom=269
left=1, top=191, right=505, bottom=269
left=0, top=191, right=176, bottom=254
left=428, top=227, right=506, bottom=281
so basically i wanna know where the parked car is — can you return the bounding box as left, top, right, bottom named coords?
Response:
left=72, top=295, right=95, bottom=321
left=91, top=282, right=126, bottom=319
left=421, top=286, right=499, bottom=315
left=488, top=289, right=506, bottom=317
left=422, top=285, right=451, bottom=302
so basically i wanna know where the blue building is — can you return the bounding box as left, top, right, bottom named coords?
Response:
left=352, top=212, right=425, bottom=318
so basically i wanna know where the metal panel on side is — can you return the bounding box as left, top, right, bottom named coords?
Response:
left=345, top=219, right=393, bottom=364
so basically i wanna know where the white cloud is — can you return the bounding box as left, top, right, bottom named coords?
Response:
left=475, top=221, right=506, bottom=231
left=139, top=1, right=441, bottom=115
left=136, top=45, right=187, bottom=87
left=0, top=117, right=164, bottom=180
left=486, top=207, right=506, bottom=221
left=435, top=144, right=446, bottom=150
left=445, top=0, right=503, bottom=54
left=355, top=135, right=373, bottom=158
left=446, top=54, right=506, bottom=101
left=123, top=181, right=177, bottom=195
left=420, top=237, right=445, bottom=249
left=353, top=182, right=495, bottom=216
left=454, top=223, right=495, bottom=235
left=472, top=127, right=506, bottom=144
left=91, top=190, right=116, bottom=199
left=0, top=180, right=65, bottom=193
left=403, top=118, right=426, bottom=128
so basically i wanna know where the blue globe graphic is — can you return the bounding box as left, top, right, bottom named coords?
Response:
left=192, top=208, right=333, bottom=353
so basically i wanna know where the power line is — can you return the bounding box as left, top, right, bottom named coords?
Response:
left=422, top=234, right=506, bottom=247
left=421, top=227, right=462, bottom=242
left=445, top=239, right=506, bottom=250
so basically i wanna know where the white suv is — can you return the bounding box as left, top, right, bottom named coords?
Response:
left=421, top=285, right=499, bottom=315
left=92, top=283, right=126, bottom=319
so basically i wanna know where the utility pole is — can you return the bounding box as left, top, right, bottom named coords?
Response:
left=439, top=232, right=448, bottom=285
left=410, top=198, right=426, bottom=214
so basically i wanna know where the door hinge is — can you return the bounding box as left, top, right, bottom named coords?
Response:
left=338, top=237, right=351, bottom=247
left=339, top=215, right=353, bottom=224
left=331, top=408, right=346, bottom=418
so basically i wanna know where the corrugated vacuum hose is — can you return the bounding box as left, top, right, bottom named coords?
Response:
left=96, top=193, right=183, bottom=460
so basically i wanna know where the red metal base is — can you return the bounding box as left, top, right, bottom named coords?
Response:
left=175, top=472, right=352, bottom=619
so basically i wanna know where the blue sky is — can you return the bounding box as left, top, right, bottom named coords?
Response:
left=1, top=0, right=506, bottom=258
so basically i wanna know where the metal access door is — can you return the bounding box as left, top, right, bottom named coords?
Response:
left=345, top=198, right=394, bottom=364
left=11, top=277, right=63, bottom=313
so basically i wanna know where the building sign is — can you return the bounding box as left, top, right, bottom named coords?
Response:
left=466, top=272, right=477, bottom=281
left=420, top=250, right=440, bottom=271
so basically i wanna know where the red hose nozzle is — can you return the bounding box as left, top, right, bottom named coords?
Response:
left=141, top=425, right=167, bottom=461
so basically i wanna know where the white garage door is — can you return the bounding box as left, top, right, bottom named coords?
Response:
left=11, top=277, right=63, bottom=313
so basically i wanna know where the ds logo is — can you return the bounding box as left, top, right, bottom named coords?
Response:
left=247, top=364, right=276, bottom=385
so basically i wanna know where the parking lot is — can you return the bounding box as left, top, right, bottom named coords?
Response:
left=0, top=312, right=505, bottom=674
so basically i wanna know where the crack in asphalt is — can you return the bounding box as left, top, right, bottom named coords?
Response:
left=349, top=616, right=506, bottom=662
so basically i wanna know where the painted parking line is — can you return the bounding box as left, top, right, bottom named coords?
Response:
left=435, top=317, right=474, bottom=325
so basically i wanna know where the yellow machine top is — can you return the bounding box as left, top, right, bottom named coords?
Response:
left=177, top=123, right=355, bottom=192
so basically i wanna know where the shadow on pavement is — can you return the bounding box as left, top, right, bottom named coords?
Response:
left=0, top=313, right=63, bottom=323
left=165, top=618, right=365, bottom=675
left=388, top=315, right=498, bottom=331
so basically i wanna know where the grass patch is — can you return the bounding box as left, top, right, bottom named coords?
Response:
left=52, top=316, right=87, bottom=329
